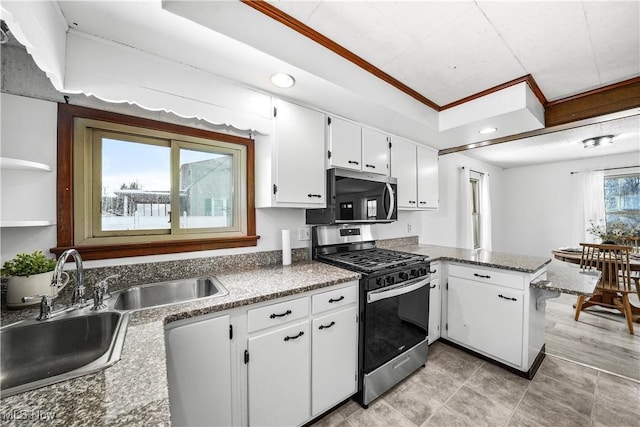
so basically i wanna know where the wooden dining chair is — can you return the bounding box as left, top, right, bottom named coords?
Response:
left=574, top=243, right=636, bottom=335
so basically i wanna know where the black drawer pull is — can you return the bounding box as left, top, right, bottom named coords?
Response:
left=420, top=201, right=426, bottom=204
left=409, top=200, right=416, bottom=204
left=284, top=331, right=304, bottom=341
left=348, top=160, right=359, bottom=165
left=318, top=321, right=335, bottom=330
left=329, top=296, right=344, bottom=303
left=474, top=273, right=491, bottom=279
left=270, top=309, right=292, bottom=319
left=365, top=164, right=376, bottom=169
left=498, top=294, right=517, bottom=301
left=307, top=194, right=322, bottom=198
left=430, top=269, right=437, bottom=274
left=430, top=284, right=436, bottom=289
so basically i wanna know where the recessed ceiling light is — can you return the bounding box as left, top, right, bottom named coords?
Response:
left=270, top=73, right=295, bottom=88
left=582, top=135, right=614, bottom=149
left=479, top=127, right=497, bottom=135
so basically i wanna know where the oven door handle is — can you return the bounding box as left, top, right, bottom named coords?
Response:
left=367, top=277, right=430, bottom=304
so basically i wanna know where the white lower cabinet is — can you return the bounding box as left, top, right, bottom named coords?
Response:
left=427, top=262, right=441, bottom=344
left=445, top=263, right=527, bottom=368
left=165, top=314, right=233, bottom=427
left=164, top=281, right=359, bottom=427
left=312, top=306, right=358, bottom=416
left=447, top=276, right=524, bottom=366
left=248, top=320, right=311, bottom=427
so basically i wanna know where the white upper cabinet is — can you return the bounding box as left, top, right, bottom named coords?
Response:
left=327, top=117, right=362, bottom=171
left=391, top=137, right=418, bottom=209
left=417, top=146, right=439, bottom=209
left=361, top=127, right=389, bottom=175
left=256, top=99, right=326, bottom=208
left=391, top=137, right=439, bottom=210
left=327, top=116, right=389, bottom=176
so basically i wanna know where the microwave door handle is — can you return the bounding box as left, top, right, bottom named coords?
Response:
left=367, top=277, right=429, bottom=303
left=385, top=183, right=395, bottom=220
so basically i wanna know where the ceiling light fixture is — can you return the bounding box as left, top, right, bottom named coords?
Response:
left=582, top=135, right=614, bottom=149
left=479, top=127, right=497, bottom=135
left=270, top=73, right=295, bottom=88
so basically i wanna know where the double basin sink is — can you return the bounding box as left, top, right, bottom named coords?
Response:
left=1, top=276, right=228, bottom=397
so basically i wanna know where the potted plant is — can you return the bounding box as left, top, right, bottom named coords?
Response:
left=1, top=251, right=68, bottom=308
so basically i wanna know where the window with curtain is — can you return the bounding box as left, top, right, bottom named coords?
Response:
left=470, top=173, right=481, bottom=249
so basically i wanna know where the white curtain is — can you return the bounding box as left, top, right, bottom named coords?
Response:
left=480, top=173, right=492, bottom=251
left=572, top=170, right=605, bottom=244
left=457, top=166, right=473, bottom=249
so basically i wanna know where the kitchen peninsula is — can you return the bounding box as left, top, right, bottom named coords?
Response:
left=0, top=242, right=599, bottom=426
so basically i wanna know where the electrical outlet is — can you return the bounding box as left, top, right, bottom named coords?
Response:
left=407, top=223, right=412, bottom=233
left=298, top=227, right=311, bottom=241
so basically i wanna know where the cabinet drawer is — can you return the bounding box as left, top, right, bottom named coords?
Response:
left=248, top=296, right=309, bottom=333
left=448, top=263, right=524, bottom=290
left=312, top=283, right=358, bottom=314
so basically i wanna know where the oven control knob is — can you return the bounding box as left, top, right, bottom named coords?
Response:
left=376, top=277, right=384, bottom=287
left=418, top=268, right=427, bottom=276
left=386, top=276, right=395, bottom=286
left=399, top=272, right=409, bottom=280
left=410, top=269, right=419, bottom=278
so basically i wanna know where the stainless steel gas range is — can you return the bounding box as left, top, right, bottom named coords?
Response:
left=311, top=225, right=431, bottom=408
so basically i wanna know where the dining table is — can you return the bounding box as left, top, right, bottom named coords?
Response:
left=552, top=247, right=640, bottom=324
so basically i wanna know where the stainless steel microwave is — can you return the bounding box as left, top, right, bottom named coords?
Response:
left=305, top=169, right=397, bottom=224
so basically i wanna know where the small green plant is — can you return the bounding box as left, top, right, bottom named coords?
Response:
left=1, top=251, right=57, bottom=277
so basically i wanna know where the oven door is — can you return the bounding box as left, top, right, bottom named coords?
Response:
left=363, top=276, right=430, bottom=374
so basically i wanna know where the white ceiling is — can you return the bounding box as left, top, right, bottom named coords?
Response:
left=10, top=1, right=640, bottom=168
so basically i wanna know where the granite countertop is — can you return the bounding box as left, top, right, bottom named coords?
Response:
left=381, top=243, right=552, bottom=273
left=380, top=242, right=596, bottom=296
left=0, top=260, right=359, bottom=426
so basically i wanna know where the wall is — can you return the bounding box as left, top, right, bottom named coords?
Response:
left=420, top=152, right=505, bottom=250
left=499, top=153, right=637, bottom=258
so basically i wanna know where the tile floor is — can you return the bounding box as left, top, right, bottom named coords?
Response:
left=310, top=342, right=640, bottom=427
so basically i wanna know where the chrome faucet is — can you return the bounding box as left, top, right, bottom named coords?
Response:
left=54, top=249, right=85, bottom=306
left=24, top=249, right=88, bottom=320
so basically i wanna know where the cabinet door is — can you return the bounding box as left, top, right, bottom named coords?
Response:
left=312, top=306, right=358, bottom=416
left=390, top=137, right=417, bottom=209
left=362, top=127, right=389, bottom=175
left=328, top=117, right=362, bottom=171
left=417, top=146, right=438, bottom=209
left=428, top=272, right=441, bottom=344
left=248, top=320, right=310, bottom=427
left=274, top=100, right=325, bottom=205
left=165, top=315, right=232, bottom=426
left=447, top=277, right=523, bottom=366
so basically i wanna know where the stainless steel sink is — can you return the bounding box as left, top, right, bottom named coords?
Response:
left=0, top=310, right=129, bottom=397
left=112, top=276, right=228, bottom=311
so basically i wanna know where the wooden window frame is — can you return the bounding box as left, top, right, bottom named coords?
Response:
left=53, top=104, right=258, bottom=260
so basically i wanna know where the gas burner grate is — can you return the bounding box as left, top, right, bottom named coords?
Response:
left=319, top=248, right=425, bottom=272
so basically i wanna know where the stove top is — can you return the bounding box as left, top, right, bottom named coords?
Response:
left=318, top=248, right=426, bottom=273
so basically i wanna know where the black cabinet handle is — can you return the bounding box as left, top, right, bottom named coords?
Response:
left=348, top=160, right=359, bottom=165
left=430, top=269, right=437, bottom=274
left=307, top=194, right=322, bottom=198
left=409, top=200, right=416, bottom=204
left=498, top=294, right=517, bottom=301
left=284, top=331, right=304, bottom=341
left=270, top=309, right=292, bottom=319
left=420, top=201, right=427, bottom=205
left=318, top=321, right=335, bottom=330
left=365, top=164, right=376, bottom=169
left=430, top=284, right=436, bottom=289
left=474, top=273, right=491, bottom=279
left=329, top=296, right=344, bottom=303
